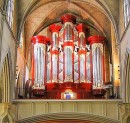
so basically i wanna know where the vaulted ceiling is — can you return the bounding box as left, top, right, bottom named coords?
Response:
left=16, top=0, right=119, bottom=58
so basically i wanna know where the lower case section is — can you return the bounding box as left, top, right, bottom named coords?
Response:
left=31, top=82, right=106, bottom=99
left=92, top=89, right=106, bottom=97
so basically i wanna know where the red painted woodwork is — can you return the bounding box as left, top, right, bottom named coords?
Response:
left=45, top=82, right=92, bottom=99
left=63, top=42, right=74, bottom=47
left=92, top=89, right=106, bottom=96
left=31, top=35, right=50, bottom=44
left=49, top=24, right=62, bottom=33
left=32, top=89, right=44, bottom=97
left=79, top=50, right=86, bottom=54
left=61, top=14, right=76, bottom=24
left=76, top=23, right=89, bottom=33
left=50, top=50, right=59, bottom=55
left=88, top=35, right=106, bottom=97
left=87, top=35, right=105, bottom=44
left=31, top=47, right=34, bottom=85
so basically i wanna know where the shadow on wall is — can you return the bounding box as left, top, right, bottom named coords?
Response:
left=127, top=116, right=130, bottom=123
left=2, top=115, right=10, bottom=123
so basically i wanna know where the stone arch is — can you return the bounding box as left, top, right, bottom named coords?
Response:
left=0, top=52, right=12, bottom=102
left=0, top=103, right=14, bottom=123
left=122, top=114, right=130, bottom=123
left=1, top=114, right=14, bottom=123
left=17, top=112, right=120, bottom=123
left=2, top=115, right=10, bottom=123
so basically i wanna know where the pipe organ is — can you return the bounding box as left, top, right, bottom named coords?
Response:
left=30, top=14, right=107, bottom=99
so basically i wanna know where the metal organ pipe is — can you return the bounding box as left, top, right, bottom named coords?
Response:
left=61, top=14, right=76, bottom=82
left=76, top=24, right=88, bottom=83
left=49, top=24, right=62, bottom=83
left=88, top=35, right=105, bottom=89
left=31, top=36, right=50, bottom=88
left=86, top=51, right=91, bottom=83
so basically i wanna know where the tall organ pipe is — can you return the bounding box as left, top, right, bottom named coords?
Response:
left=61, top=14, right=76, bottom=82
left=31, top=35, right=50, bottom=87
left=88, top=35, right=105, bottom=88
left=76, top=23, right=88, bottom=83
left=49, top=24, right=62, bottom=83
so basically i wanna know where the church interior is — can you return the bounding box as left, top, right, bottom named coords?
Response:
left=0, top=0, right=130, bottom=123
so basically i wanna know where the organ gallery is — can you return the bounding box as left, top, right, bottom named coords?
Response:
left=28, top=14, right=112, bottom=99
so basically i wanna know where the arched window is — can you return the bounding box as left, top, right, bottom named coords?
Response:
left=6, top=0, right=14, bottom=28
left=124, top=0, right=130, bottom=27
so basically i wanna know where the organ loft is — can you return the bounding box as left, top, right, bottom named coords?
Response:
left=26, top=14, right=112, bottom=99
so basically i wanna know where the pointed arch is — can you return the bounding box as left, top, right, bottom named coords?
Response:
left=0, top=103, right=14, bottom=123
left=0, top=51, right=13, bottom=102
left=122, top=114, right=130, bottom=123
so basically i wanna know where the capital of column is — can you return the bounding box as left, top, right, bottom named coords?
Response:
left=61, top=14, right=76, bottom=24
left=31, top=35, right=50, bottom=44
left=87, top=35, right=105, bottom=45
left=49, top=24, right=62, bottom=33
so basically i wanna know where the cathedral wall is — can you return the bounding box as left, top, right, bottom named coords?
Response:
left=120, top=24, right=130, bottom=102
left=0, top=5, right=16, bottom=122
left=117, top=1, right=130, bottom=122
left=0, top=6, right=16, bottom=101
left=118, top=0, right=130, bottom=102
left=1, top=20, right=16, bottom=70
left=0, top=1, right=127, bottom=123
